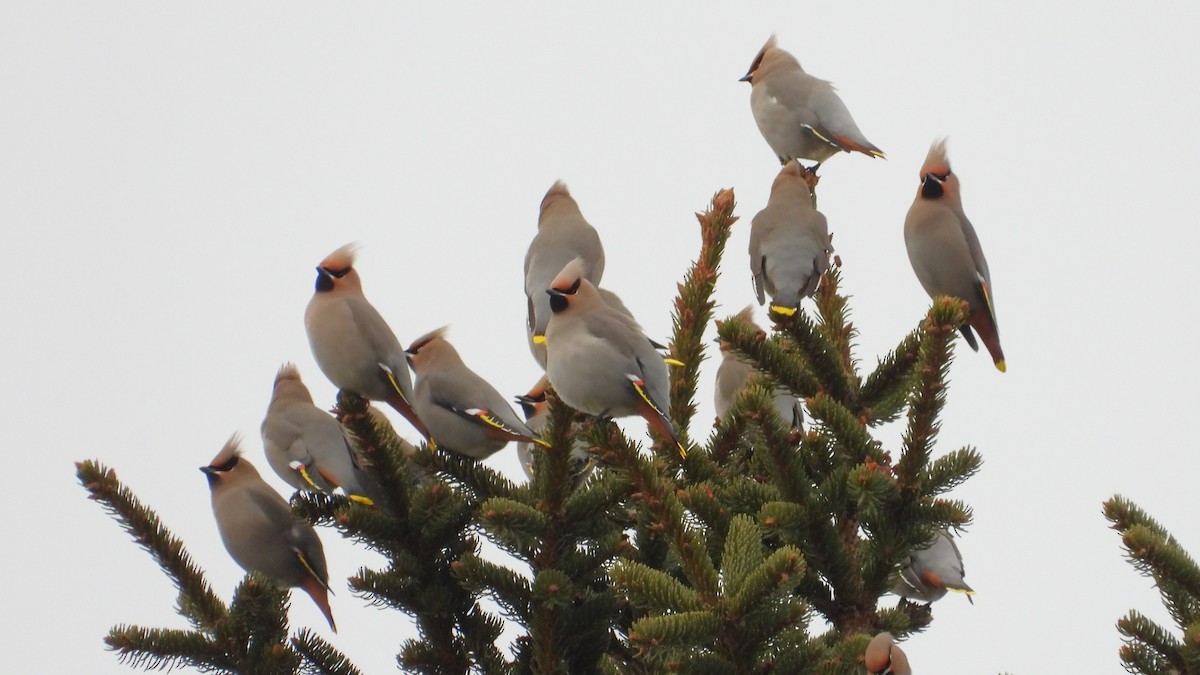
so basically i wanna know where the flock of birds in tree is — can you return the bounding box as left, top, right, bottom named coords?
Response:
left=197, top=36, right=1001, bottom=674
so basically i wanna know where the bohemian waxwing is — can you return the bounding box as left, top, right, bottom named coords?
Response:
left=740, top=35, right=884, bottom=169
left=749, top=162, right=833, bottom=316
left=543, top=258, right=686, bottom=458
left=524, top=181, right=605, bottom=369
left=514, top=376, right=593, bottom=481
left=891, top=528, right=975, bottom=604
left=304, top=243, right=429, bottom=439
left=261, top=363, right=380, bottom=506
left=714, top=306, right=804, bottom=429
left=865, top=632, right=912, bottom=675
left=406, top=327, right=547, bottom=459
left=903, top=140, right=1005, bottom=371
left=201, top=435, right=336, bottom=631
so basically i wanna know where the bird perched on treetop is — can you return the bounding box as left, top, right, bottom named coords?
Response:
left=714, top=306, right=804, bottom=429
left=864, top=632, right=912, bottom=675
left=201, top=434, right=336, bottom=631
left=406, top=327, right=548, bottom=459
left=524, top=181, right=605, bottom=369
left=903, top=140, right=1005, bottom=371
left=304, top=243, right=430, bottom=438
left=891, top=527, right=975, bottom=604
left=749, top=161, right=832, bottom=317
left=543, top=258, right=686, bottom=458
left=261, top=363, right=381, bottom=506
left=740, top=35, right=884, bottom=172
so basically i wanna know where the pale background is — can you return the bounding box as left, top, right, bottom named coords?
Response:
left=3, top=2, right=1197, bottom=672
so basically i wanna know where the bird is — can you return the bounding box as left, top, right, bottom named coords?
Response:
left=524, top=181, right=605, bottom=369
left=304, top=243, right=430, bottom=438
left=749, top=161, right=833, bottom=316
left=864, top=632, right=912, bottom=675
left=891, top=528, right=975, bottom=604
left=514, top=376, right=593, bottom=481
left=903, top=139, right=1005, bottom=371
left=714, top=306, right=804, bottom=428
left=200, top=434, right=336, bottom=631
left=543, top=257, right=686, bottom=458
left=406, top=327, right=547, bottom=459
left=261, top=363, right=380, bottom=506
left=740, top=35, right=884, bottom=171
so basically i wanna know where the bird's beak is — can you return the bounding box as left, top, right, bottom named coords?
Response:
left=738, top=73, right=753, bottom=82
left=199, top=465, right=217, bottom=475
left=546, top=287, right=564, bottom=297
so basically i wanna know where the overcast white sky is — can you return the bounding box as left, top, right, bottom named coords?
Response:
left=4, top=2, right=1199, bottom=673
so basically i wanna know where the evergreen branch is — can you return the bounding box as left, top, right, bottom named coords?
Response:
left=737, top=387, right=809, bottom=505
left=772, top=307, right=854, bottom=405
left=76, top=460, right=228, bottom=632
left=611, top=560, right=705, bottom=614
left=1116, top=610, right=1183, bottom=674
left=292, top=628, right=363, bottom=675
left=222, top=575, right=298, bottom=672
left=1123, top=525, right=1200, bottom=627
left=721, top=515, right=766, bottom=600
left=455, top=551, right=533, bottom=624
left=1119, top=642, right=1174, bottom=675
left=629, top=611, right=720, bottom=648
left=105, top=626, right=230, bottom=673
left=668, top=188, right=739, bottom=455
left=858, top=328, right=921, bottom=426
left=812, top=265, right=859, bottom=383
left=717, top=314, right=821, bottom=401
left=922, top=446, right=984, bottom=497
left=1105, top=495, right=1174, bottom=542
left=478, top=497, right=551, bottom=551
left=726, top=547, right=806, bottom=619
left=896, top=297, right=966, bottom=489
left=805, top=393, right=885, bottom=466
left=335, top=391, right=420, bottom=520
left=590, top=422, right=721, bottom=603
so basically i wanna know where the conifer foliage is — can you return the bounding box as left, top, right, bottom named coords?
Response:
left=78, top=188, right=983, bottom=674
left=1106, top=495, right=1200, bottom=675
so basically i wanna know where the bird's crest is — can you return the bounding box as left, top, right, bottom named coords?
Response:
left=274, top=362, right=301, bottom=385
left=540, top=180, right=572, bottom=216
left=744, top=34, right=778, bottom=80
left=920, top=138, right=952, bottom=179
left=550, top=257, right=587, bottom=293
left=407, top=326, right=449, bottom=355
left=208, top=433, right=245, bottom=468
left=319, top=242, right=360, bottom=271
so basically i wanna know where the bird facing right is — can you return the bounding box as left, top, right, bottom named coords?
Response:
left=740, top=35, right=884, bottom=170
left=903, top=140, right=1006, bottom=371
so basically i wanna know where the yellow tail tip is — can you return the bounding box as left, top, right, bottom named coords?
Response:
left=769, top=304, right=797, bottom=317
left=995, top=360, right=1007, bottom=373
left=871, top=150, right=887, bottom=159
left=663, top=357, right=685, bottom=367
left=533, top=438, right=551, bottom=448
left=349, top=494, right=376, bottom=507
left=532, top=334, right=547, bottom=345
left=677, top=442, right=687, bottom=459
left=948, top=587, right=976, bottom=595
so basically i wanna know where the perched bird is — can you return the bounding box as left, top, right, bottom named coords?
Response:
left=201, top=435, right=336, bottom=631
left=543, top=258, right=686, bottom=458
left=865, top=632, right=912, bottom=675
left=514, top=376, right=593, bottom=481
left=304, top=243, right=430, bottom=438
left=740, top=35, right=884, bottom=170
left=261, top=363, right=380, bottom=506
left=903, top=140, right=1005, bottom=371
left=406, top=327, right=547, bottom=459
left=714, top=306, right=804, bottom=429
left=891, top=528, right=975, bottom=604
left=524, top=181, right=606, bottom=369
left=749, top=161, right=833, bottom=316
